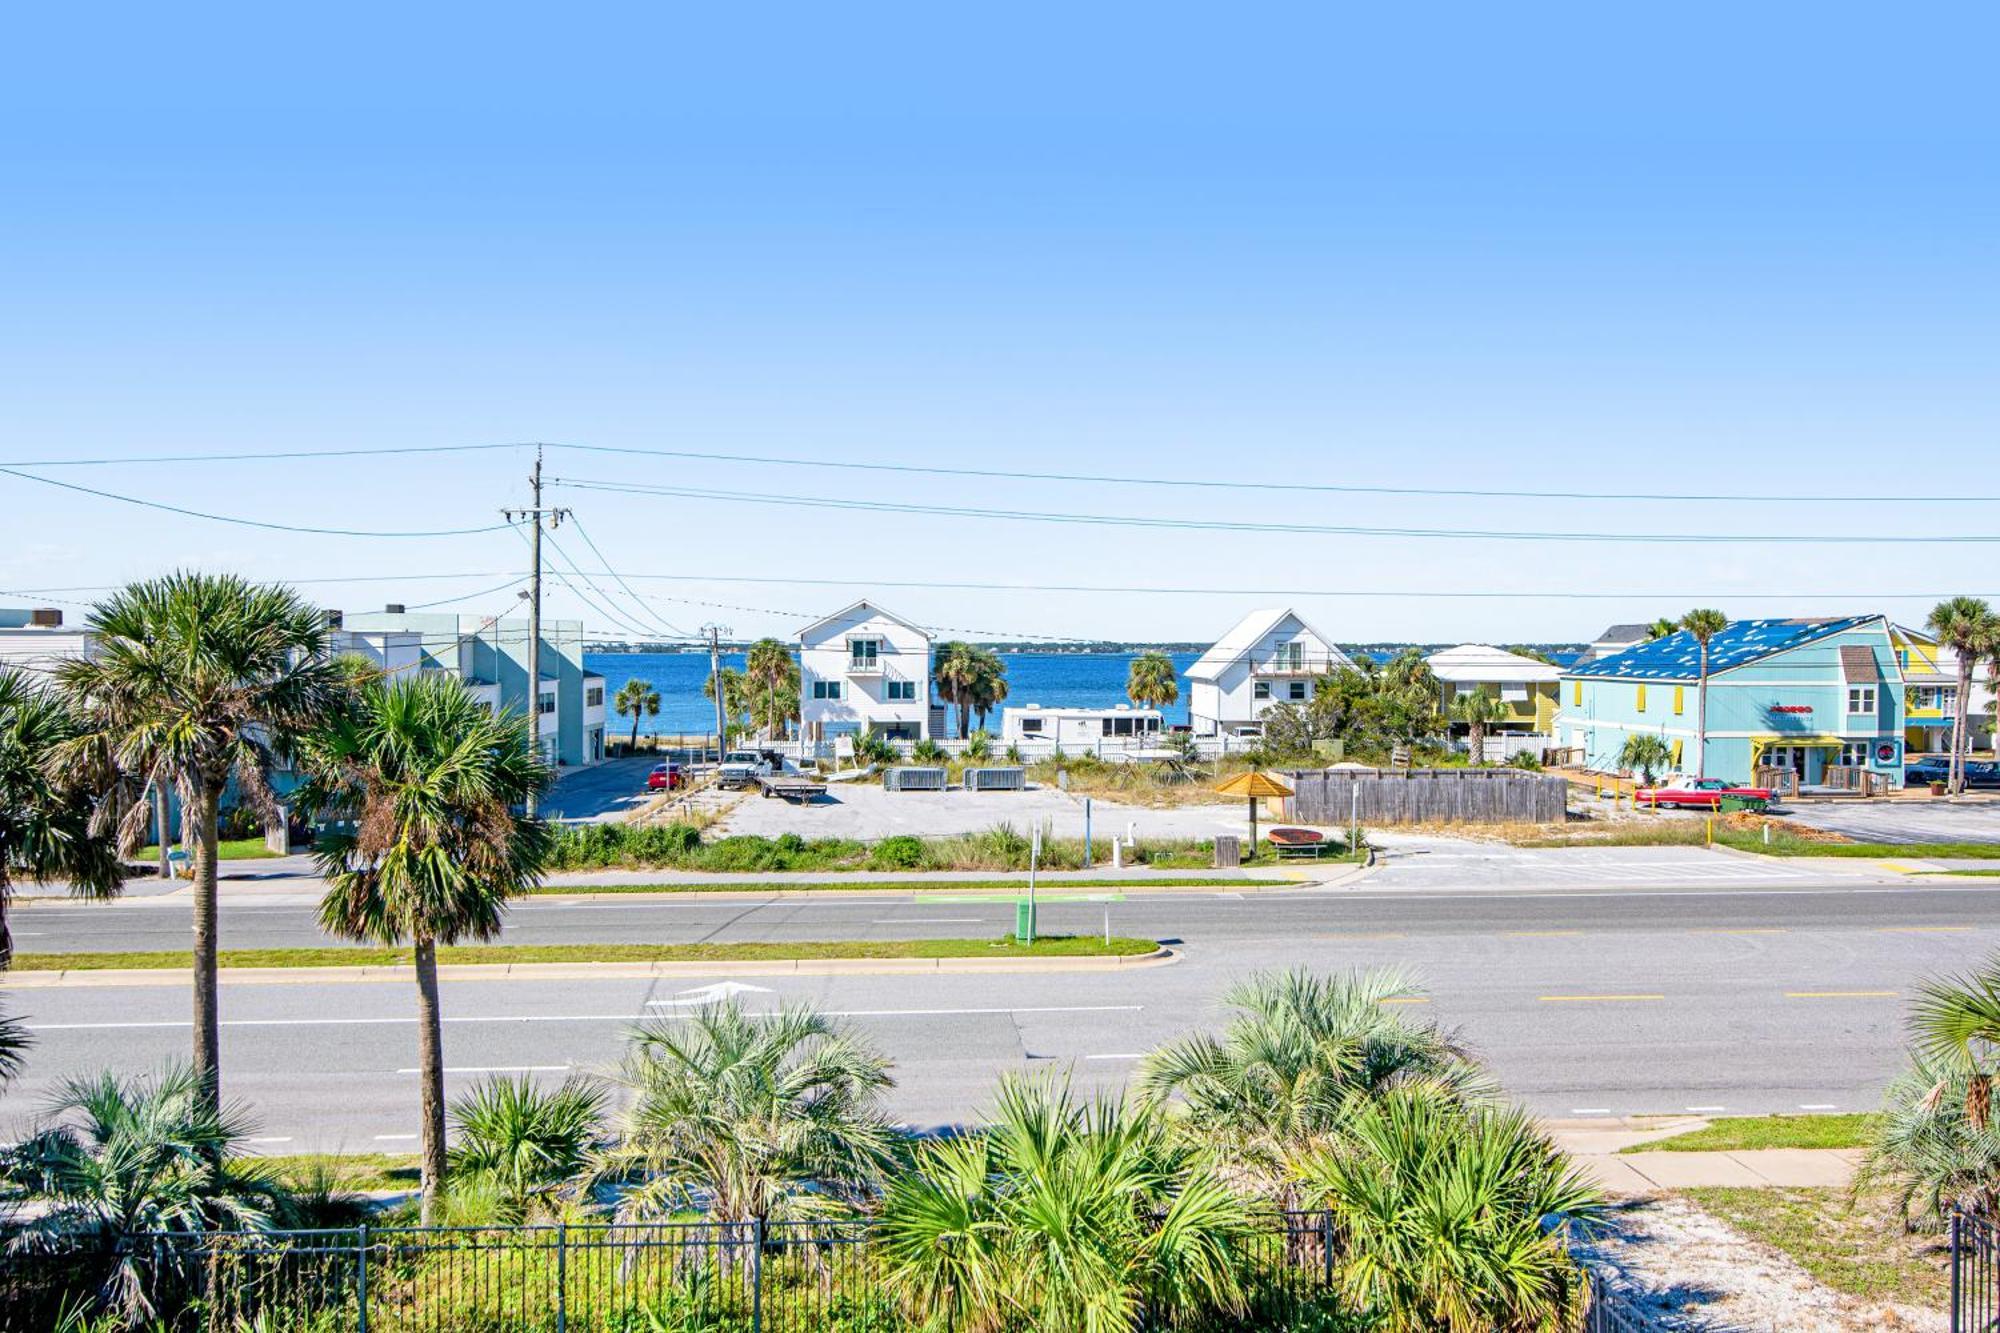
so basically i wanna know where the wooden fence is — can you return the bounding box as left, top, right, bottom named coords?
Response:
left=1283, top=767, right=1570, bottom=825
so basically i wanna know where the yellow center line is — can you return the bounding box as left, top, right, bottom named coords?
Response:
left=1786, top=990, right=1900, bottom=999
left=1539, top=994, right=1666, bottom=1003
left=1879, top=926, right=1972, bottom=933
left=1380, top=996, right=1430, bottom=1005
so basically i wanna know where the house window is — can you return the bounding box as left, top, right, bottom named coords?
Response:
left=1253, top=682, right=1272, bottom=701
left=812, top=680, right=843, bottom=700
left=1102, top=717, right=1137, bottom=736
left=1839, top=741, right=1871, bottom=767
left=886, top=680, right=916, bottom=701
left=586, top=686, right=604, bottom=707
left=849, top=638, right=880, bottom=666
left=1672, top=686, right=1684, bottom=715
left=1020, top=717, right=1043, bottom=734
left=1500, top=682, right=1528, bottom=703
left=1635, top=685, right=1647, bottom=713
left=1848, top=685, right=1876, bottom=716
left=1283, top=641, right=1304, bottom=670
left=538, top=691, right=556, bottom=716
left=1288, top=682, right=1307, bottom=701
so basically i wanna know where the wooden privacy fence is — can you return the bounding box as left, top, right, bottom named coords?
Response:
left=1283, top=768, right=1570, bottom=825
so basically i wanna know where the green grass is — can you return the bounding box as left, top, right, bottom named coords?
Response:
left=16, top=936, right=1161, bottom=971
left=261, top=1152, right=420, bottom=1192
left=1683, top=1187, right=1948, bottom=1309
left=1921, top=867, right=2000, bottom=876
left=135, top=837, right=282, bottom=861
left=1622, top=1113, right=1874, bottom=1153
left=533, top=875, right=1284, bottom=894
left=1519, top=819, right=2000, bottom=859
left=1726, top=836, right=2000, bottom=859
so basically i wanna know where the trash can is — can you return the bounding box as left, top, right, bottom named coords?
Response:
left=1015, top=899, right=1036, bottom=942
left=1214, top=835, right=1241, bottom=869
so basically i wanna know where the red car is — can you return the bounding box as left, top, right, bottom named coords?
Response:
left=1633, top=777, right=1774, bottom=810
left=646, top=763, right=683, bottom=792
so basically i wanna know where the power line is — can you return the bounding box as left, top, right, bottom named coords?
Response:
left=564, top=514, right=697, bottom=639
left=8, top=439, right=1999, bottom=505
left=551, top=477, right=2000, bottom=546
left=0, top=467, right=516, bottom=538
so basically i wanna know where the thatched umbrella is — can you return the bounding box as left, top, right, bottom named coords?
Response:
left=1214, top=770, right=1294, bottom=848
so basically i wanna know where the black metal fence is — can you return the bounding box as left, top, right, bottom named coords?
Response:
left=1, top=1212, right=1630, bottom=1332
left=1954, top=1209, right=2000, bottom=1333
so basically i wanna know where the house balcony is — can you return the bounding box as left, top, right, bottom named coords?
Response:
left=1250, top=654, right=1336, bottom=676
left=846, top=656, right=887, bottom=676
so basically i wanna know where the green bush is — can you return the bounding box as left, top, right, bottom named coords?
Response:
left=868, top=836, right=928, bottom=870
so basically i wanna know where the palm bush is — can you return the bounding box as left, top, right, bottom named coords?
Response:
left=1138, top=967, right=1482, bottom=1193
left=602, top=1000, right=898, bottom=1223
left=0, top=1065, right=288, bottom=1320
left=0, top=999, right=29, bottom=1086
left=1860, top=1054, right=2000, bottom=1225
left=877, top=1072, right=1254, bottom=1333
left=909, top=737, right=948, bottom=765
left=447, top=1074, right=606, bottom=1220
left=963, top=728, right=994, bottom=761
left=1291, top=1085, right=1601, bottom=1333
left=851, top=729, right=899, bottom=767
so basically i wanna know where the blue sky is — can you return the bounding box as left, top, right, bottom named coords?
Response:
left=3, top=4, right=1995, bottom=645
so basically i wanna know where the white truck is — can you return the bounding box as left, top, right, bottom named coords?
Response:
left=716, top=750, right=775, bottom=789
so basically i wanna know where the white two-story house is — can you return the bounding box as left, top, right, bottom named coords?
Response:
left=1187, top=608, right=1351, bottom=737
left=797, top=600, right=934, bottom=742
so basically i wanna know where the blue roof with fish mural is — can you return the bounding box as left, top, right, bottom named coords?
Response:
left=1562, top=616, right=1878, bottom=681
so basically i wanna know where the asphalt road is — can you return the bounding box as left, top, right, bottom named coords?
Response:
left=6, top=849, right=1998, bottom=1149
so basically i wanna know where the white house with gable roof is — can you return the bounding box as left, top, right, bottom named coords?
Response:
left=797, top=600, right=934, bottom=742
left=1186, top=608, right=1351, bottom=737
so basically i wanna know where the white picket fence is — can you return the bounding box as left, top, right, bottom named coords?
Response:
left=788, top=732, right=1265, bottom=765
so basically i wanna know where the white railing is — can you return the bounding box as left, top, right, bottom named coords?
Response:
left=792, top=732, right=1265, bottom=764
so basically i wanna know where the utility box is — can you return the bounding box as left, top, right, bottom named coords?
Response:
left=1214, top=835, right=1241, bottom=868
left=1015, top=899, right=1037, bottom=942
left=964, top=767, right=1026, bottom=792
left=885, top=767, right=947, bottom=792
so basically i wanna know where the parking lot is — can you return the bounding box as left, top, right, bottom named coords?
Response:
left=1777, top=795, right=2000, bottom=844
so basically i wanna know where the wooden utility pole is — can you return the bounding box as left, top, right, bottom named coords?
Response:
left=502, top=446, right=569, bottom=815
left=704, top=623, right=733, bottom=761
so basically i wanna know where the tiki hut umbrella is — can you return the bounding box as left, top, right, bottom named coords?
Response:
left=1214, top=770, right=1294, bottom=848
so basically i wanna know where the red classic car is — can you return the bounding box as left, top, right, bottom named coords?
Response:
left=1633, top=777, right=1774, bottom=810
left=645, top=763, right=683, bottom=791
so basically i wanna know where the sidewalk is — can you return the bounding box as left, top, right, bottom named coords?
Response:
left=1548, top=1117, right=1859, bottom=1193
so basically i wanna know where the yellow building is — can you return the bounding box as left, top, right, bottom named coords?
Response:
left=1892, top=624, right=1996, bottom=756
left=1426, top=644, right=1561, bottom=747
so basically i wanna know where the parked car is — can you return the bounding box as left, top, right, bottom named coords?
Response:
left=1909, top=758, right=2000, bottom=790
left=1633, top=776, right=1775, bottom=811
left=646, top=762, right=682, bottom=791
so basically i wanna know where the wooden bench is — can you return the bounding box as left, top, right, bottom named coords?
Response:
left=1266, top=827, right=1328, bottom=859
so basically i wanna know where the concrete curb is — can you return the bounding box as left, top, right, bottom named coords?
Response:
left=0, top=946, right=1179, bottom=988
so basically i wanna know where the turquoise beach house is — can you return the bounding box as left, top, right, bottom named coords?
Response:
left=1558, top=616, right=1906, bottom=786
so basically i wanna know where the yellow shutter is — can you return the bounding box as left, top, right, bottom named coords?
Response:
left=1572, top=680, right=1582, bottom=707
left=1673, top=686, right=1685, bottom=715
left=1636, top=684, right=1647, bottom=712
left=1671, top=739, right=1684, bottom=766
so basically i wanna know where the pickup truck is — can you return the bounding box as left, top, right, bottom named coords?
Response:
left=716, top=750, right=775, bottom=789
left=1633, top=777, right=1775, bottom=811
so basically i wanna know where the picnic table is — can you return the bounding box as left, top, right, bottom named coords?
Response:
left=1266, top=827, right=1328, bottom=859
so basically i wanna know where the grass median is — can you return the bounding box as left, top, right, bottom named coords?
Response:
left=15, top=936, right=1163, bottom=971
left=1623, top=1112, right=1873, bottom=1153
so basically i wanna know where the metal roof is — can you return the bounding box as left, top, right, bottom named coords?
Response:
left=794, top=599, right=932, bottom=643
left=1562, top=616, right=1879, bottom=682
left=1426, top=643, right=1562, bottom=684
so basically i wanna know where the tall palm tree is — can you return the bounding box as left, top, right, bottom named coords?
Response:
left=1678, top=609, right=1729, bottom=780
left=1126, top=650, right=1181, bottom=710
left=1138, top=967, right=1481, bottom=1195
left=1291, top=1085, right=1601, bottom=1333
left=877, top=1072, right=1254, bottom=1333
left=612, top=677, right=660, bottom=753
left=1646, top=617, right=1679, bottom=641
left=931, top=641, right=980, bottom=739
left=1, top=670, right=125, bottom=969
left=58, top=573, right=338, bottom=1107
left=0, top=1064, right=287, bottom=1321
left=1928, top=597, right=1999, bottom=794
left=742, top=638, right=801, bottom=741
left=297, top=674, right=553, bottom=1223
left=601, top=999, right=898, bottom=1223
left=968, top=646, right=1009, bottom=733
left=1450, top=688, right=1505, bottom=765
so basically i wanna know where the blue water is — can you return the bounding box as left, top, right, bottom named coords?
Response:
left=586, top=651, right=1205, bottom=735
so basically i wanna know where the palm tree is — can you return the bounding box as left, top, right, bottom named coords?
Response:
left=743, top=638, right=801, bottom=741
left=0, top=1000, right=29, bottom=1087
left=1, top=670, right=125, bottom=969
left=1138, top=968, right=1481, bottom=1195
left=703, top=665, right=749, bottom=743
left=1678, top=609, right=1729, bottom=780
left=931, top=641, right=980, bottom=739
left=612, top=677, right=661, bottom=753
left=1450, top=688, right=1505, bottom=765
left=1646, top=617, right=1680, bottom=642
left=1291, top=1085, right=1601, bottom=1333
left=1928, top=597, right=1999, bottom=794
left=1859, top=1052, right=2000, bottom=1224
left=1127, top=650, right=1180, bottom=710
left=0, top=1064, right=287, bottom=1321
left=447, top=1074, right=605, bottom=1221
left=877, top=1072, right=1254, bottom=1333
left=1909, top=957, right=2000, bottom=1136
left=1619, top=733, right=1672, bottom=785
left=967, top=647, right=1009, bottom=733
left=297, top=673, right=553, bottom=1223
left=57, top=573, right=338, bottom=1107
left=601, top=999, right=898, bottom=1223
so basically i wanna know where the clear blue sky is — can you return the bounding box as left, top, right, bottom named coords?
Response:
left=3, top=4, right=1995, bottom=645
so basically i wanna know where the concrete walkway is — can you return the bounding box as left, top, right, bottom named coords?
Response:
left=1550, top=1117, right=1861, bottom=1193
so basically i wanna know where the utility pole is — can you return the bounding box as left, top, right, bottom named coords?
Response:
left=502, top=446, right=569, bottom=815
left=704, top=623, right=733, bottom=762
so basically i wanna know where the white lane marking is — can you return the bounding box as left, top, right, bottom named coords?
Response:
left=27, top=1003, right=1144, bottom=1032
left=396, top=1066, right=567, bottom=1074
left=870, top=918, right=988, bottom=924
left=1686, top=1105, right=1727, bottom=1113
left=248, top=1136, right=294, bottom=1144
left=373, top=1134, right=417, bottom=1142
left=1571, top=1108, right=1612, bottom=1116
left=1082, top=1053, right=1145, bottom=1062
left=649, top=981, right=776, bottom=1006
left=1799, top=1103, right=1839, bottom=1110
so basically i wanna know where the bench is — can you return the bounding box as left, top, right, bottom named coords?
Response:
left=1266, top=827, right=1329, bottom=859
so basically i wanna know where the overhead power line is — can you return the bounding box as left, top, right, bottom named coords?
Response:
left=8, top=440, right=1999, bottom=506
left=0, top=467, right=516, bottom=539
left=550, top=478, right=2000, bottom=546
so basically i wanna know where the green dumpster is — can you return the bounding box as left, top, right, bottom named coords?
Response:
left=1015, top=900, right=1037, bottom=943
left=1717, top=795, right=1764, bottom=814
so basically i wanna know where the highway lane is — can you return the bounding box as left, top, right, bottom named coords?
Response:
left=6, top=874, right=1998, bottom=1149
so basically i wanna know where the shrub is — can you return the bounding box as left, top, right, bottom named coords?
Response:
left=868, top=836, right=928, bottom=870
left=1511, top=751, right=1544, bottom=772
left=909, top=738, right=948, bottom=765
left=964, top=729, right=994, bottom=761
